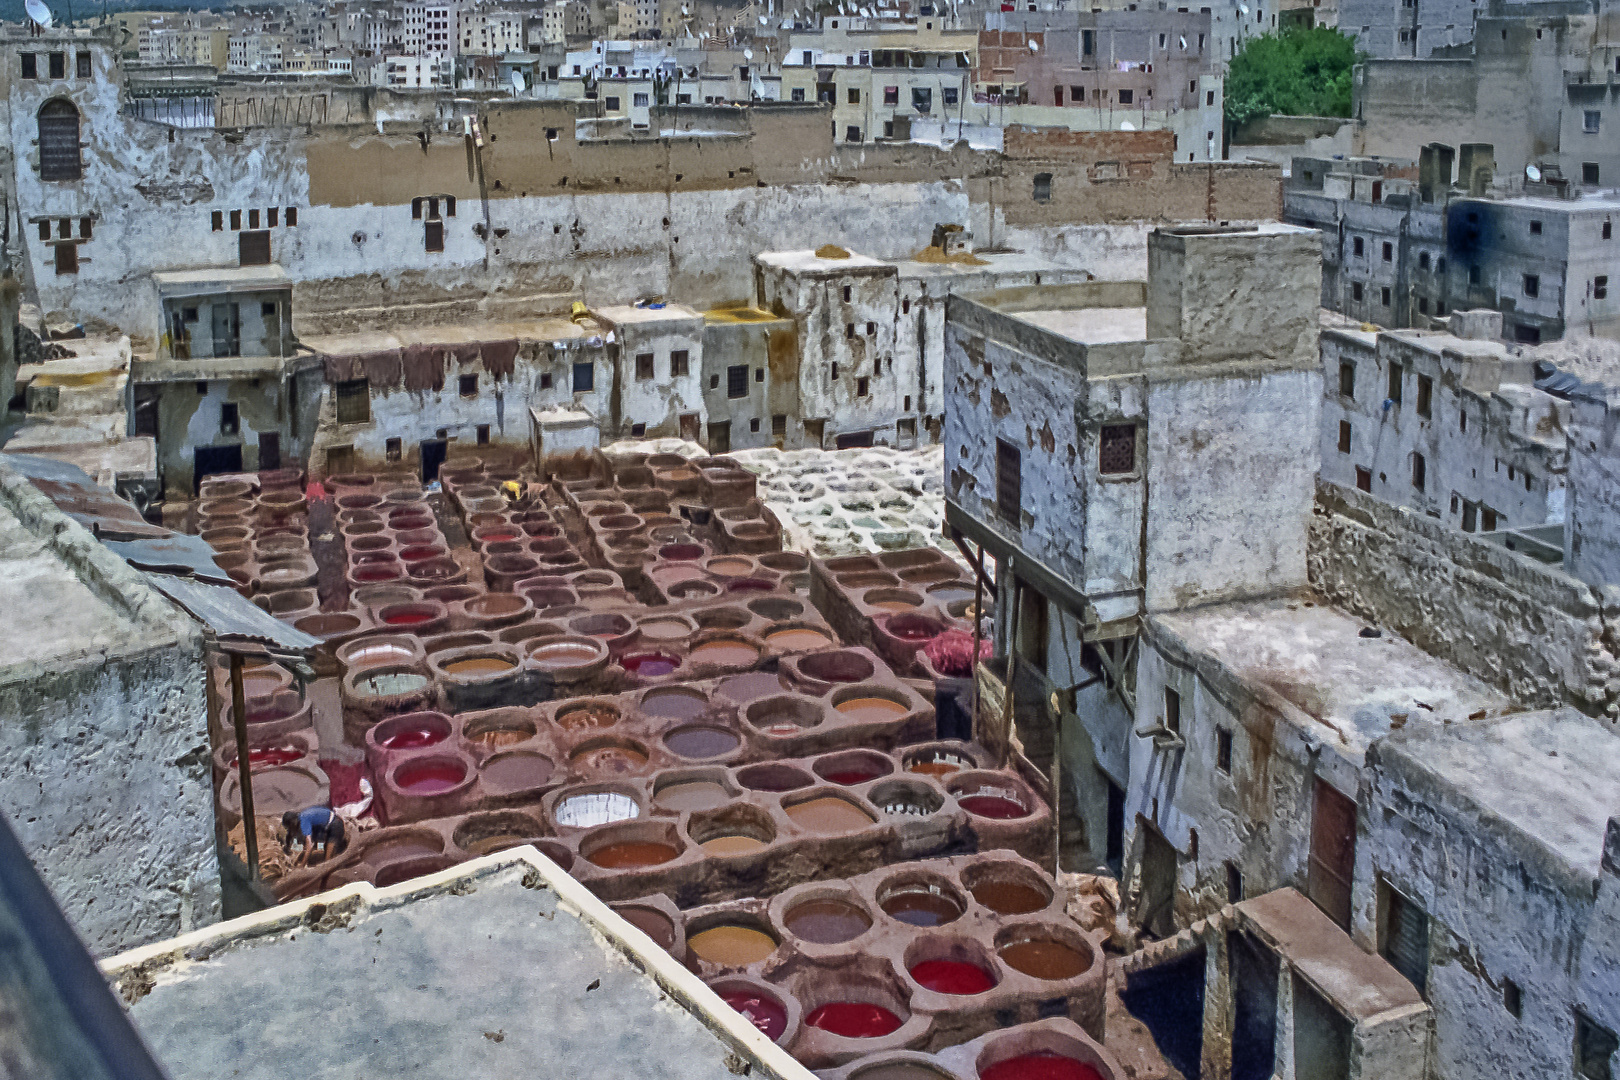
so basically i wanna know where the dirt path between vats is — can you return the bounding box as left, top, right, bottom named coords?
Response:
left=1104, top=966, right=1188, bottom=1080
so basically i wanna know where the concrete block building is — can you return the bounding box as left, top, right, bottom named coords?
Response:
left=597, top=302, right=706, bottom=441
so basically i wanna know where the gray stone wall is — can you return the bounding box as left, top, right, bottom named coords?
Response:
left=1567, top=383, right=1620, bottom=588
left=1308, top=479, right=1620, bottom=719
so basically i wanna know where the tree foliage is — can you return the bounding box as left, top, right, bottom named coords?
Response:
left=1224, top=26, right=1358, bottom=128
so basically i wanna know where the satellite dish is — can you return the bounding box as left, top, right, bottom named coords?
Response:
left=760, top=14, right=768, bottom=22
left=1238, top=4, right=1248, bottom=11
left=1120, top=120, right=1135, bottom=130
left=743, top=46, right=753, bottom=57
left=1526, top=164, right=1542, bottom=182
left=510, top=69, right=525, bottom=93
left=24, top=0, right=52, bottom=27
left=1179, top=34, right=1186, bottom=47
left=1028, top=39, right=1038, bottom=50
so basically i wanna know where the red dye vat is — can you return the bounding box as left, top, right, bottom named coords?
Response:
left=725, top=578, right=774, bottom=592
left=979, top=1053, right=1104, bottom=1080
left=399, top=546, right=441, bottom=562
left=380, top=724, right=446, bottom=750
left=957, top=795, right=1028, bottom=820
left=805, top=1003, right=903, bottom=1038
left=908, top=960, right=994, bottom=995
left=355, top=566, right=403, bottom=582
left=720, top=991, right=788, bottom=1042
left=823, top=770, right=882, bottom=786
left=395, top=761, right=465, bottom=794
left=890, top=624, right=938, bottom=642
left=481, top=531, right=518, bottom=543
left=623, top=652, right=680, bottom=677
left=384, top=611, right=434, bottom=626
left=228, top=745, right=303, bottom=770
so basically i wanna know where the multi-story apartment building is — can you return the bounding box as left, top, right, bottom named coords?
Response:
left=139, top=18, right=230, bottom=70
left=535, top=0, right=591, bottom=45
left=387, top=52, right=455, bottom=85
left=227, top=30, right=290, bottom=72
left=458, top=7, right=527, bottom=54
left=402, top=1, right=459, bottom=56
left=1285, top=146, right=1620, bottom=341
left=782, top=21, right=978, bottom=143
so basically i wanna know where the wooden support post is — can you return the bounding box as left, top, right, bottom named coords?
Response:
left=228, top=652, right=259, bottom=882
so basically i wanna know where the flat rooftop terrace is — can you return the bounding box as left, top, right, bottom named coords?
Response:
left=1375, top=709, right=1620, bottom=884
left=1150, top=594, right=1511, bottom=759
left=1016, top=307, right=1147, bottom=345
left=108, top=854, right=809, bottom=1080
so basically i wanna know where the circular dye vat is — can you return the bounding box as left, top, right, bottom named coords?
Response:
left=616, top=905, right=675, bottom=949
left=642, top=688, right=708, bottom=720
left=394, top=759, right=467, bottom=795
left=553, top=791, right=639, bottom=828
left=227, top=745, right=304, bottom=770
left=382, top=610, right=434, bottom=627
left=664, top=725, right=740, bottom=759
left=888, top=622, right=939, bottom=643
left=736, top=764, right=814, bottom=793
left=871, top=600, right=919, bottom=611
left=784, top=898, right=871, bottom=944
left=719, top=991, right=788, bottom=1042
left=653, top=780, right=731, bottom=812
left=531, top=640, right=605, bottom=671
left=240, top=666, right=290, bottom=699
left=638, top=617, right=693, bottom=641
left=881, top=888, right=963, bottom=927
left=555, top=702, right=619, bottom=730
left=850, top=1064, right=958, bottom=1080
left=957, top=794, right=1030, bottom=820
left=587, top=841, right=680, bottom=868
left=355, top=670, right=429, bottom=696
left=905, top=752, right=973, bottom=778
left=765, top=627, right=832, bottom=650
left=688, top=924, right=778, bottom=966
left=908, top=960, right=994, bottom=995
left=442, top=656, right=517, bottom=677
left=399, top=545, right=444, bottom=563
left=927, top=584, right=976, bottom=604
left=471, top=728, right=529, bottom=749
left=971, top=880, right=1051, bottom=916
left=479, top=530, right=519, bottom=543
left=707, top=557, right=755, bottom=577
left=571, top=743, right=649, bottom=775
left=379, top=722, right=446, bottom=751
left=979, top=1054, right=1104, bottom=1080
left=785, top=796, right=875, bottom=834
left=659, top=543, right=705, bottom=561
left=462, top=832, right=537, bottom=856
left=805, top=1003, right=903, bottom=1039
left=481, top=752, right=553, bottom=793
left=717, top=671, right=788, bottom=703
left=998, top=938, right=1089, bottom=980
left=355, top=565, right=405, bottom=583
left=622, top=652, right=681, bottom=677
left=725, top=578, right=774, bottom=593
left=689, top=639, right=760, bottom=667
left=818, top=755, right=889, bottom=786
left=701, top=834, right=768, bottom=856
left=835, top=697, right=910, bottom=723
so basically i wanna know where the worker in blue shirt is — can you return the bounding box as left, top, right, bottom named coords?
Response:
left=281, top=806, right=347, bottom=866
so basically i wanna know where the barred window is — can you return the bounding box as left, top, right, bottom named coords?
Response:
left=1099, top=424, right=1136, bottom=474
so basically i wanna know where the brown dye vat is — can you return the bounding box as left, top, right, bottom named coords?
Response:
left=664, top=725, right=740, bottom=759
left=701, top=834, right=769, bottom=855
left=654, top=780, right=731, bottom=811
left=472, top=729, right=529, bottom=749
left=617, top=905, right=676, bottom=949
left=695, top=608, right=751, bottom=630
left=638, top=617, right=694, bottom=641
left=766, top=627, right=832, bottom=650
left=786, top=796, right=875, bottom=833
left=707, top=556, right=755, bottom=577
left=463, top=831, right=536, bottom=856
left=443, top=656, right=517, bottom=677
left=785, top=898, right=871, bottom=944
left=718, top=671, right=788, bottom=702
left=736, top=764, right=814, bottom=792
left=871, top=600, right=919, bottom=612
left=748, top=597, right=804, bottom=620
left=531, top=640, right=602, bottom=670
left=481, top=751, right=554, bottom=793
left=642, top=689, right=709, bottom=720
left=972, top=880, right=1052, bottom=916
left=881, top=888, right=964, bottom=928
left=905, top=752, right=974, bottom=778
left=571, top=742, right=649, bottom=775
left=998, top=939, right=1089, bottom=980
left=588, top=841, right=679, bottom=868
left=848, top=1065, right=956, bottom=1080
left=836, top=697, right=910, bottom=723
left=556, top=702, right=620, bottom=730
left=689, top=639, right=760, bottom=667
left=688, top=924, right=778, bottom=966
left=799, top=651, right=875, bottom=684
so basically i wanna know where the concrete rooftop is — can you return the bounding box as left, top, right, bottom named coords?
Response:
left=1375, top=708, right=1620, bottom=884
left=1151, top=594, right=1511, bottom=758
left=754, top=249, right=892, bottom=275
left=1017, top=307, right=1147, bottom=345
left=108, top=854, right=812, bottom=1080
left=300, top=316, right=601, bottom=356
left=597, top=302, right=704, bottom=326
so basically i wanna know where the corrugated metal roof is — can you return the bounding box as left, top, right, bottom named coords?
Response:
left=143, top=575, right=320, bottom=653
left=4, top=452, right=167, bottom=540
left=104, top=535, right=236, bottom=587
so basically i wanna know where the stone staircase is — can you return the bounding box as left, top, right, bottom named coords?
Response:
left=1115, top=904, right=1238, bottom=977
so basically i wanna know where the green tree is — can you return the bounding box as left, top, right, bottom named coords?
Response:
left=1225, top=26, right=1358, bottom=129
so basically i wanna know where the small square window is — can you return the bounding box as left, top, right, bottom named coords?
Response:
left=1530, top=220, right=1542, bottom=235
left=1163, top=686, right=1181, bottom=733
left=1586, top=163, right=1602, bottom=185
left=842, top=285, right=852, bottom=302
left=248, top=208, right=260, bottom=229
left=857, top=376, right=870, bottom=396
left=286, top=207, right=298, bottom=226
left=1099, top=424, right=1135, bottom=474
left=709, top=374, right=720, bottom=390
left=573, top=362, right=594, bottom=392
left=1353, top=282, right=1364, bottom=302
left=671, top=350, right=689, bottom=376
left=1524, top=274, right=1540, bottom=297
left=727, top=364, right=748, bottom=399
left=268, top=207, right=278, bottom=228
left=540, top=372, right=553, bottom=390
left=48, top=52, right=64, bottom=79
left=385, top=437, right=403, bottom=462
left=459, top=373, right=478, bottom=397
left=1382, top=241, right=1393, bottom=261
left=211, top=210, right=223, bottom=232
left=261, top=301, right=277, bottom=318
left=1412, top=451, right=1426, bottom=491
left=425, top=219, right=444, bottom=252
left=755, top=367, right=764, bottom=382
left=1597, top=275, right=1609, bottom=300
left=54, top=243, right=77, bottom=275
left=20, top=54, right=36, bottom=79
left=1216, top=728, right=1232, bottom=772
left=1353, top=236, right=1364, bottom=257
left=57, top=218, right=70, bottom=239
left=230, top=209, right=242, bottom=230
left=220, top=402, right=239, bottom=434
left=749, top=417, right=761, bottom=432
left=1417, top=375, right=1432, bottom=418
left=335, top=379, right=371, bottom=424
left=476, top=423, right=490, bottom=445
left=1381, top=286, right=1392, bottom=306
left=636, top=352, right=654, bottom=380
left=1585, top=109, right=1602, bottom=133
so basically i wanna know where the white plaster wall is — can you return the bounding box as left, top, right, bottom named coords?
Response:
left=1566, top=388, right=1620, bottom=586
left=1143, top=369, right=1321, bottom=612
left=613, top=320, right=706, bottom=437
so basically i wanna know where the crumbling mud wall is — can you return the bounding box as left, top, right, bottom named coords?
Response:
left=1308, top=480, right=1620, bottom=719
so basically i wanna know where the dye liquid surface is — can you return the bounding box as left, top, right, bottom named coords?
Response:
left=970, top=880, right=1051, bottom=915
left=380, top=724, right=446, bottom=750
left=720, top=991, right=788, bottom=1041
left=835, top=697, right=910, bottom=723
left=998, top=939, right=1089, bottom=980
left=908, top=960, right=994, bottom=995
left=957, top=795, right=1028, bottom=820
left=765, top=628, right=831, bottom=650
left=979, top=1053, right=1104, bottom=1080
left=784, top=898, right=871, bottom=944
left=786, top=797, right=875, bottom=833
left=587, top=841, right=679, bottom=868
left=700, top=834, right=769, bottom=856
left=805, top=1002, right=903, bottom=1038
left=641, top=690, right=708, bottom=719
left=717, top=671, right=787, bottom=702
left=688, top=924, right=778, bottom=966
left=395, top=762, right=466, bottom=794
left=654, top=780, right=731, bottom=811
left=665, top=725, right=741, bottom=759
left=880, top=889, right=963, bottom=927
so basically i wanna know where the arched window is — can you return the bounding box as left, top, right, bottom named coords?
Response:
left=38, top=100, right=81, bottom=181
